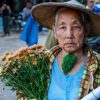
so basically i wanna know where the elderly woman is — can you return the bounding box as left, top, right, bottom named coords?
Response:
left=15, top=0, right=100, bottom=100
left=32, top=0, right=100, bottom=100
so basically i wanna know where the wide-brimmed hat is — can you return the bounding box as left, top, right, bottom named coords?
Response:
left=32, top=0, right=100, bottom=36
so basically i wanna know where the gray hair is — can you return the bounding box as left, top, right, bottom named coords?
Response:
left=53, top=8, right=91, bottom=35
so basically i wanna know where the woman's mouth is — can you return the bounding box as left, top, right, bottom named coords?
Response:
left=64, top=43, right=76, bottom=47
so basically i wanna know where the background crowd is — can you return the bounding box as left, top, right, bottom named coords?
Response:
left=0, top=0, right=100, bottom=53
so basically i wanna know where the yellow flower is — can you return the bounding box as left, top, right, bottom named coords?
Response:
left=18, top=65, right=21, bottom=68
left=32, top=60, right=37, bottom=65
left=0, top=56, right=6, bottom=61
left=0, top=67, right=3, bottom=76
left=4, top=60, right=12, bottom=67
left=12, top=68, right=17, bottom=74
left=4, top=52, right=9, bottom=55
left=29, top=54, right=35, bottom=57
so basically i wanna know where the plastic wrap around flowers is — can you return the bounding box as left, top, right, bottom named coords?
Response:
left=0, top=44, right=54, bottom=100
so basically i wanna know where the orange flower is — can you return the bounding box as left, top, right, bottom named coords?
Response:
left=32, top=60, right=37, bottom=65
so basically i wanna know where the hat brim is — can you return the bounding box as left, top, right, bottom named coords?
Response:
left=32, top=2, right=100, bottom=36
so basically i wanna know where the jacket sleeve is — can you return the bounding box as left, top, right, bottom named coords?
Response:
left=93, top=53, right=100, bottom=88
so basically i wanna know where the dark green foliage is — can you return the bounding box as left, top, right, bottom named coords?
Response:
left=62, top=53, right=77, bottom=74
left=1, top=55, right=50, bottom=99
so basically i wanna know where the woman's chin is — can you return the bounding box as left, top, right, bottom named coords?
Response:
left=63, top=47, right=78, bottom=53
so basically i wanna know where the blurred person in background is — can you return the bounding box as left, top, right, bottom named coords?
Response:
left=93, top=1, right=100, bottom=15
left=20, top=1, right=39, bottom=46
left=0, top=2, right=11, bottom=37
left=86, top=0, right=95, bottom=10
left=86, top=0, right=100, bottom=54
left=12, top=1, right=33, bottom=33
left=22, top=0, right=33, bottom=21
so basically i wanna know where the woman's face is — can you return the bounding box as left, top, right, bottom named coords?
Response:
left=54, top=9, right=85, bottom=53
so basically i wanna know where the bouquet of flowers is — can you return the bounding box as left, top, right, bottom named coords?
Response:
left=0, top=44, right=54, bottom=100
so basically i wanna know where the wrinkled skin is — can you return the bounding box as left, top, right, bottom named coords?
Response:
left=54, top=8, right=85, bottom=54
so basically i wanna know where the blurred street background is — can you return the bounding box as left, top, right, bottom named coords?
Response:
left=0, top=31, right=47, bottom=56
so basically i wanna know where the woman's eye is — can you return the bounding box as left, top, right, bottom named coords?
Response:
left=59, top=26, right=66, bottom=30
left=72, top=26, right=81, bottom=31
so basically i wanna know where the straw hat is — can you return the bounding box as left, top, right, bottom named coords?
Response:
left=32, top=0, right=100, bottom=36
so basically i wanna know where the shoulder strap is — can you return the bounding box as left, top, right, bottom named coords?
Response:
left=50, top=45, right=62, bottom=57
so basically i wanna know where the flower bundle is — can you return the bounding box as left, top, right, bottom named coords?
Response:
left=0, top=44, right=54, bottom=100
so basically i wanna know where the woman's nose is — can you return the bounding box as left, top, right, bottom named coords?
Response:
left=65, top=27, right=73, bottom=39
